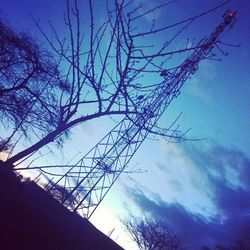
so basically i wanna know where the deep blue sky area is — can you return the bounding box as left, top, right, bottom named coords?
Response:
left=1, top=0, right=250, bottom=249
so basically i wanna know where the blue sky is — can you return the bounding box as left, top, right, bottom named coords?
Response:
left=1, top=0, right=250, bottom=249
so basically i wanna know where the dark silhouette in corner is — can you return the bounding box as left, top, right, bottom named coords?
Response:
left=0, top=163, right=123, bottom=250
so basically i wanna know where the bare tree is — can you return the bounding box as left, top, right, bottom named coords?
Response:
left=42, top=177, right=80, bottom=210
left=0, top=0, right=231, bottom=167
left=0, top=18, right=66, bottom=153
left=122, top=216, right=185, bottom=250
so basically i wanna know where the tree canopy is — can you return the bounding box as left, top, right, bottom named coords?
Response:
left=122, top=216, right=185, bottom=250
left=0, top=18, right=66, bottom=154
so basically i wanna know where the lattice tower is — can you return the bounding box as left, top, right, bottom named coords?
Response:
left=21, top=11, right=236, bottom=218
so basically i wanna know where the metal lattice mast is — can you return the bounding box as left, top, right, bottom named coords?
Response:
left=27, top=11, right=236, bottom=218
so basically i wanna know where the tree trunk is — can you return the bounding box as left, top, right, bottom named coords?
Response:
left=2, top=111, right=125, bottom=168
left=4, top=129, right=62, bottom=168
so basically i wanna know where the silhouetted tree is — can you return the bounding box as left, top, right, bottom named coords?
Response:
left=123, top=216, right=185, bottom=250
left=0, top=18, right=66, bottom=153
left=0, top=0, right=231, bottom=167
left=43, top=179, right=79, bottom=210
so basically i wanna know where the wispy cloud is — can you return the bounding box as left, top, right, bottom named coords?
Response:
left=124, top=142, right=250, bottom=249
left=186, top=60, right=217, bottom=103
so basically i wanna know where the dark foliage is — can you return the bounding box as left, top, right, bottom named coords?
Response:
left=123, top=216, right=185, bottom=250
left=0, top=18, right=67, bottom=152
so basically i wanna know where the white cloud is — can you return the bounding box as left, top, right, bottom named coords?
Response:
left=156, top=141, right=218, bottom=218
left=186, top=60, right=217, bottom=102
